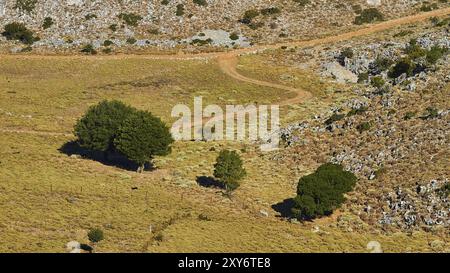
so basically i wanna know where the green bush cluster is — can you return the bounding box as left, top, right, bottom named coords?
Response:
left=324, top=113, right=345, bottom=125
left=176, top=4, right=185, bottom=16
left=229, top=32, right=239, bottom=41
left=74, top=100, right=174, bottom=172
left=260, top=7, right=281, bottom=16
left=2, top=22, right=39, bottom=45
left=356, top=122, right=372, bottom=133
left=370, top=76, right=385, bottom=88
left=191, top=38, right=213, bottom=46
left=80, top=44, right=97, bottom=55
left=292, top=163, right=357, bottom=219
left=388, top=57, right=415, bottom=78
left=42, top=17, right=54, bottom=30
left=354, top=8, right=384, bottom=25
left=87, top=228, right=104, bottom=243
left=193, top=0, right=207, bottom=6
left=14, top=0, right=37, bottom=13
left=293, top=0, right=310, bottom=7
left=118, top=13, right=143, bottom=27
left=347, top=106, right=368, bottom=117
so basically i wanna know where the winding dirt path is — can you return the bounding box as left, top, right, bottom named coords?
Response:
left=1, top=8, right=449, bottom=136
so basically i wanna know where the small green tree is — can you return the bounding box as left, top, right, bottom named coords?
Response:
left=293, top=163, right=356, bottom=220
left=74, top=100, right=135, bottom=157
left=88, top=228, right=104, bottom=243
left=114, top=110, right=174, bottom=172
left=213, top=150, right=246, bottom=193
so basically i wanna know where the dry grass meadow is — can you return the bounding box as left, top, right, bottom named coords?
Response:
left=0, top=51, right=446, bottom=252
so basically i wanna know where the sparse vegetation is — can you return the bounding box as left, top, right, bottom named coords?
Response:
left=14, top=0, right=37, bottom=13
left=2, top=22, right=39, bottom=45
left=103, top=40, right=114, bottom=47
left=371, top=76, right=385, bottom=88
left=389, top=58, right=415, bottom=78
left=240, top=9, right=260, bottom=24
left=229, top=32, right=239, bottom=41
left=354, top=8, right=384, bottom=25
left=325, top=113, right=344, bottom=125
left=193, top=0, right=207, bottom=6
left=80, top=44, right=98, bottom=55
left=356, top=122, right=372, bottom=133
left=176, top=4, right=185, bottom=16
left=118, top=13, right=143, bottom=27
left=260, top=7, right=281, bottom=16
left=293, top=0, right=310, bottom=7
left=42, top=17, right=54, bottom=30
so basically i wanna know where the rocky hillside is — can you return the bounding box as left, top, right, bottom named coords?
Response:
left=0, top=0, right=448, bottom=53
left=264, top=18, right=449, bottom=233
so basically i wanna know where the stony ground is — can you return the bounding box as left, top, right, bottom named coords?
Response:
left=0, top=0, right=449, bottom=53
left=253, top=17, right=449, bottom=234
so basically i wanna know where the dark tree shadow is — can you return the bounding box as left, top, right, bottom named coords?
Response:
left=80, top=244, right=93, bottom=253
left=271, top=198, right=296, bottom=218
left=196, top=176, right=224, bottom=189
left=59, top=141, right=154, bottom=172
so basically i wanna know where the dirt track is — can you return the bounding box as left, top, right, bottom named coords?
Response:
left=1, top=8, right=449, bottom=136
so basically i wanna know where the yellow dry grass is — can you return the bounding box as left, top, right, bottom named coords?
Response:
left=0, top=55, right=447, bottom=253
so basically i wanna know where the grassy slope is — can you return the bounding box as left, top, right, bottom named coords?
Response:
left=0, top=56, right=445, bottom=252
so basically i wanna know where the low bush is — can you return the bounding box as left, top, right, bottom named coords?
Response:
left=176, top=4, right=185, bottom=16
left=88, top=228, right=104, bottom=243
left=357, top=72, right=369, bottom=83
left=347, top=106, right=368, bottom=117
left=2, top=22, right=39, bottom=45
left=426, top=46, right=447, bottom=64
left=103, top=40, right=114, bottom=47
left=193, top=0, right=207, bottom=6
left=356, top=122, right=372, bottom=133
left=388, top=58, right=415, bottom=78
left=403, top=111, right=416, bottom=120
left=42, top=17, right=54, bottom=30
left=229, top=32, right=239, bottom=41
left=293, top=0, right=310, bottom=7
left=118, top=13, right=143, bottom=27
left=354, top=8, right=384, bottom=25
left=240, top=9, right=260, bottom=24
left=370, top=76, right=385, bottom=88
left=260, top=7, right=281, bottom=16
left=325, top=113, right=345, bottom=125
left=80, top=44, right=97, bottom=55
left=15, top=0, right=37, bottom=13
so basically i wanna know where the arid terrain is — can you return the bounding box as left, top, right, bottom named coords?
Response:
left=0, top=1, right=449, bottom=253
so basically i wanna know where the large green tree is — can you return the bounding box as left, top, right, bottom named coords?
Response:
left=74, top=100, right=135, bottom=157
left=293, top=163, right=357, bottom=219
left=213, top=150, right=246, bottom=193
left=114, top=110, right=174, bottom=172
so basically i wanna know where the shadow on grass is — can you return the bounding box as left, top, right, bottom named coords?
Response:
left=80, top=244, right=93, bottom=253
left=271, top=198, right=296, bottom=218
left=196, top=176, right=224, bottom=189
left=59, top=141, right=154, bottom=172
